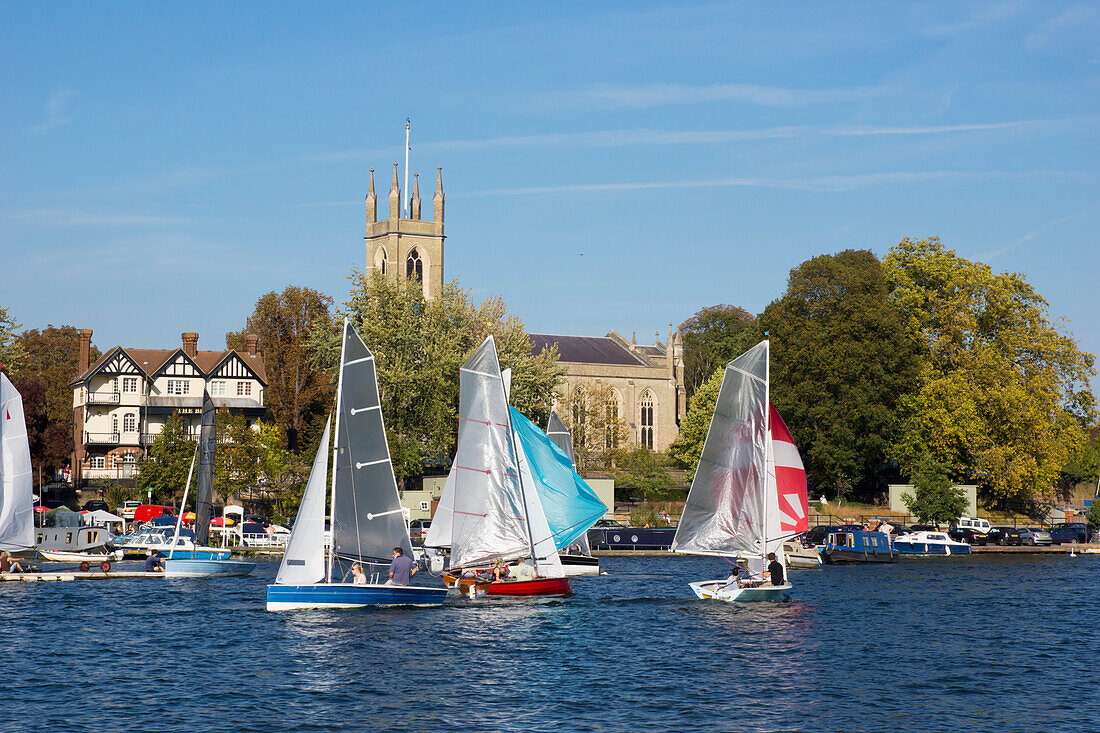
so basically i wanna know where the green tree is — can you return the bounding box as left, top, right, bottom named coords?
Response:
left=668, top=366, right=724, bottom=481
left=885, top=237, right=1096, bottom=502
left=902, top=454, right=968, bottom=525
left=609, top=447, right=678, bottom=502
left=757, top=249, right=921, bottom=497
left=0, top=303, right=26, bottom=373
left=215, top=409, right=264, bottom=506
left=227, top=286, right=334, bottom=456
left=1087, top=499, right=1100, bottom=531
left=254, top=421, right=308, bottom=521
left=679, top=304, right=757, bottom=401
left=137, top=414, right=195, bottom=502
left=309, top=271, right=564, bottom=484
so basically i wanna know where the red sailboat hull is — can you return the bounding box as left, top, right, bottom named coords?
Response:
left=485, top=576, right=572, bottom=597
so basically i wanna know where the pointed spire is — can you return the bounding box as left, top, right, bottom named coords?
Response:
left=410, top=172, right=422, bottom=220
left=388, top=162, right=400, bottom=219
left=365, top=168, right=376, bottom=224
left=433, top=167, right=445, bottom=224
left=631, top=331, right=636, bottom=344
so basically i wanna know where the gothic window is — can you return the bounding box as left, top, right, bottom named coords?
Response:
left=375, top=246, right=388, bottom=276
left=406, top=248, right=423, bottom=282
left=639, top=391, right=655, bottom=449
left=571, top=393, right=586, bottom=451
left=605, top=392, right=621, bottom=451
left=123, top=413, right=137, bottom=433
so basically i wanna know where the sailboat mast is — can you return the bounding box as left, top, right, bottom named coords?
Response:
left=327, top=320, right=349, bottom=582
left=763, top=338, right=771, bottom=566
left=403, top=118, right=410, bottom=218
left=168, top=448, right=198, bottom=560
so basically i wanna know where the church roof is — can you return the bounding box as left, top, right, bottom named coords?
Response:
left=635, top=344, right=666, bottom=358
left=528, top=334, right=647, bottom=366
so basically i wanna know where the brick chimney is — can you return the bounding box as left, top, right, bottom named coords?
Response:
left=182, top=332, right=199, bottom=358
left=245, top=333, right=260, bottom=356
left=78, top=329, right=93, bottom=372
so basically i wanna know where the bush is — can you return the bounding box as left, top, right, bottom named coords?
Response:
left=630, top=507, right=659, bottom=527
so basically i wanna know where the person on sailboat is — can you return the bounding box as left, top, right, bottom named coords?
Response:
left=765, top=553, right=784, bottom=586
left=387, top=547, right=417, bottom=585
left=0, top=551, right=24, bottom=574
left=144, top=550, right=165, bottom=573
left=491, top=558, right=508, bottom=581
left=508, top=559, right=537, bottom=581
left=351, top=563, right=368, bottom=585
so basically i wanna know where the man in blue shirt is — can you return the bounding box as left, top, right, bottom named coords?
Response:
left=144, top=550, right=165, bottom=573
left=387, top=547, right=417, bottom=585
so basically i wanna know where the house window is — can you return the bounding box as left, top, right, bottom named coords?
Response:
left=406, top=248, right=423, bottom=282
left=375, top=246, right=388, bottom=276
left=237, top=382, right=252, bottom=397
left=123, top=413, right=137, bottom=433
left=419, top=501, right=430, bottom=511
left=210, top=380, right=226, bottom=397
left=122, top=453, right=136, bottom=465
left=89, top=456, right=105, bottom=469
left=111, top=416, right=119, bottom=434
left=639, top=391, right=655, bottom=449
left=166, top=380, right=188, bottom=395
left=122, top=377, right=139, bottom=393
left=605, top=395, right=620, bottom=451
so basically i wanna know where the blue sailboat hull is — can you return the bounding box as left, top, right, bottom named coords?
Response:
left=266, top=583, right=449, bottom=611
left=163, top=559, right=257, bottom=577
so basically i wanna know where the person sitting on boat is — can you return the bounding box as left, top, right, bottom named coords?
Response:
left=491, top=558, right=509, bottom=581
left=507, top=559, right=537, bottom=582
left=0, top=551, right=24, bottom=574
left=387, top=547, right=418, bottom=586
left=765, top=552, right=785, bottom=586
left=350, top=563, right=368, bottom=585
left=144, top=550, right=165, bottom=573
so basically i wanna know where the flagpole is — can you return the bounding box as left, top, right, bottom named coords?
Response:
left=403, top=118, right=410, bottom=217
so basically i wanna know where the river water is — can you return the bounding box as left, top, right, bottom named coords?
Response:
left=1, top=554, right=1096, bottom=732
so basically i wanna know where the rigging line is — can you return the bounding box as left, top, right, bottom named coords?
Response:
left=459, top=367, right=501, bottom=380
left=725, top=363, right=767, bottom=383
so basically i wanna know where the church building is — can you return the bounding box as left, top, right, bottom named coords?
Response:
left=362, top=164, right=686, bottom=451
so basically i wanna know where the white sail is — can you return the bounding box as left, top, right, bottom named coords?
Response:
left=672, top=341, right=769, bottom=557
left=447, top=336, right=531, bottom=569
left=0, top=374, right=34, bottom=552
left=276, top=418, right=331, bottom=585
left=423, top=467, right=455, bottom=549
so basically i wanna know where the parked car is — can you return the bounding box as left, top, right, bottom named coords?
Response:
left=802, top=525, right=841, bottom=546
left=82, top=499, right=110, bottom=513
left=117, top=501, right=142, bottom=519
left=955, top=516, right=993, bottom=534
left=593, top=519, right=627, bottom=528
left=1049, top=522, right=1092, bottom=544
left=133, top=505, right=178, bottom=524
left=987, top=526, right=1014, bottom=545
left=1007, top=527, right=1052, bottom=546
left=949, top=527, right=989, bottom=545
left=409, top=518, right=432, bottom=543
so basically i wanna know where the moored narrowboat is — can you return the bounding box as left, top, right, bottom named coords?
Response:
left=822, top=529, right=897, bottom=564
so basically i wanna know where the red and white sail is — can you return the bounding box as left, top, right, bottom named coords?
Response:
left=765, top=404, right=808, bottom=556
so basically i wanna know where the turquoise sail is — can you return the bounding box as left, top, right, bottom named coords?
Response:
left=508, top=407, right=607, bottom=550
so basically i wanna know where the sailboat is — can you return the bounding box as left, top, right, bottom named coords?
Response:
left=266, top=320, right=448, bottom=610
left=0, top=374, right=35, bottom=558
left=432, top=336, right=572, bottom=597
left=671, top=340, right=808, bottom=602
left=163, top=391, right=256, bottom=577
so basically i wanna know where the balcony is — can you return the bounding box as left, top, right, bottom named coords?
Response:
left=85, top=432, right=120, bottom=445
left=86, top=391, right=120, bottom=406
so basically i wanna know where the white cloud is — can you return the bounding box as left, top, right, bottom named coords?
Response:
left=922, top=0, right=1027, bottom=37
left=0, top=209, right=181, bottom=227
left=528, top=81, right=882, bottom=112
left=1026, top=4, right=1096, bottom=49
left=26, top=90, right=77, bottom=135
left=972, top=215, right=1076, bottom=260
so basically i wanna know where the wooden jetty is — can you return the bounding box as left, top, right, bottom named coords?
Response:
left=1, top=570, right=166, bottom=582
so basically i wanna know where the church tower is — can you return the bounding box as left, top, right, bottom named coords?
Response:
left=365, top=163, right=445, bottom=298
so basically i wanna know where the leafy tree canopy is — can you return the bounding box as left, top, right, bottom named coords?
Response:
left=758, top=249, right=921, bottom=497
left=668, top=366, right=724, bottom=481
left=0, top=303, right=26, bottom=374
left=138, top=414, right=194, bottom=503
left=885, top=237, right=1096, bottom=501
left=679, top=304, right=757, bottom=401
left=557, top=381, right=628, bottom=473
left=608, top=447, right=678, bottom=502
left=227, top=285, right=334, bottom=457
left=309, top=271, right=565, bottom=483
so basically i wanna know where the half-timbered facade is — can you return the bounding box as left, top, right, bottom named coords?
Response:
left=70, top=330, right=267, bottom=483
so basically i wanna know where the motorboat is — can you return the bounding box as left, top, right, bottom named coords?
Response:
left=782, top=541, right=822, bottom=569
left=892, top=530, right=972, bottom=556
left=822, top=529, right=897, bottom=564
left=120, top=527, right=230, bottom=560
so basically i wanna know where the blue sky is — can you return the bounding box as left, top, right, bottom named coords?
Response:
left=2, top=2, right=1098, bottom=373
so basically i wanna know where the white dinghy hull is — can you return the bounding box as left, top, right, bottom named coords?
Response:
left=689, top=579, right=792, bottom=603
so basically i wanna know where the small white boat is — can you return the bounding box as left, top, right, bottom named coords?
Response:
left=782, top=541, right=822, bottom=569
left=893, top=530, right=972, bottom=556
left=672, top=340, right=807, bottom=603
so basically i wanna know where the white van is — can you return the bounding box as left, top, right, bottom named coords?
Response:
left=955, top=517, right=992, bottom=534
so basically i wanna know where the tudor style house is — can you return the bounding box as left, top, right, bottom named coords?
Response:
left=70, top=330, right=267, bottom=484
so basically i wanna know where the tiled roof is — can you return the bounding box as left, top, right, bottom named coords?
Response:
left=74, top=347, right=267, bottom=384
left=635, top=345, right=666, bottom=358
left=528, top=334, right=646, bottom=366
